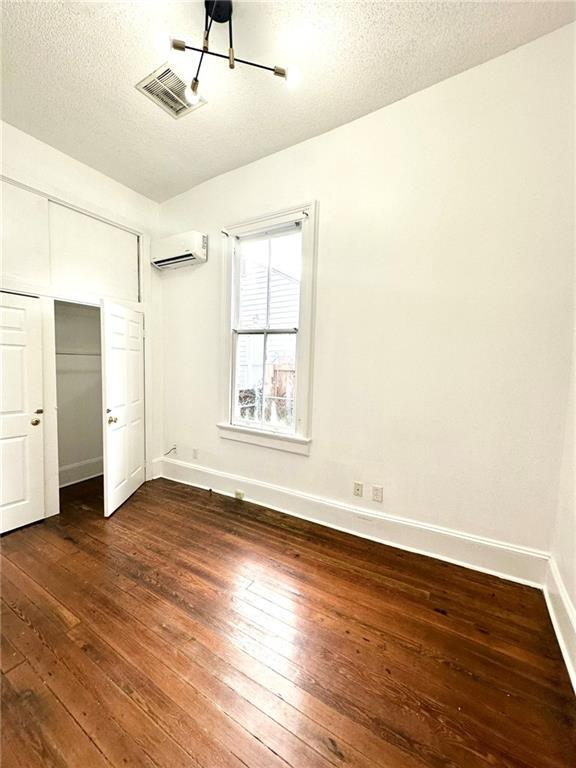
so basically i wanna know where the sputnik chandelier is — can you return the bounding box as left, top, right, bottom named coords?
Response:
left=171, top=0, right=287, bottom=105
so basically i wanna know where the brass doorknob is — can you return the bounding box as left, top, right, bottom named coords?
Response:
left=31, top=418, right=41, bottom=426
left=108, top=416, right=118, bottom=424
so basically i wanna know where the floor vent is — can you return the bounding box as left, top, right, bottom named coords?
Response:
left=136, top=64, right=206, bottom=119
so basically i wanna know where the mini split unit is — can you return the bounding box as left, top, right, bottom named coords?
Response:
left=151, top=230, right=208, bottom=270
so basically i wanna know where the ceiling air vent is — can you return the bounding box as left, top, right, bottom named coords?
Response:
left=135, top=64, right=206, bottom=119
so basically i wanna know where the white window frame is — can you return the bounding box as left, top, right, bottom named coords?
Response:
left=217, top=202, right=317, bottom=455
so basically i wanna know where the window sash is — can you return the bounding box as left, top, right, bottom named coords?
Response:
left=232, top=225, right=302, bottom=333
left=232, top=252, right=302, bottom=333
left=231, top=328, right=298, bottom=433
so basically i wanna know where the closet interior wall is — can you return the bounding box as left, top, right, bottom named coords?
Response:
left=54, top=301, right=103, bottom=488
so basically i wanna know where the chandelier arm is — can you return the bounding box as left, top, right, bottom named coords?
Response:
left=228, top=14, right=234, bottom=69
left=203, top=7, right=209, bottom=50
left=195, top=0, right=219, bottom=83
left=184, top=44, right=277, bottom=74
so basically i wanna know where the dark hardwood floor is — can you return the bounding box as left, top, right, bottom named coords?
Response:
left=1, top=477, right=574, bottom=767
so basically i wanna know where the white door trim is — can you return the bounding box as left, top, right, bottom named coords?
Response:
left=40, top=296, right=59, bottom=519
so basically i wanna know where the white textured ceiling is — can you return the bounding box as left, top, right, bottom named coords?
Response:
left=2, top=1, right=574, bottom=202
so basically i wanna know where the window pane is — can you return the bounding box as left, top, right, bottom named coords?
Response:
left=269, top=231, right=302, bottom=329
left=233, top=334, right=264, bottom=425
left=237, top=238, right=268, bottom=328
left=263, top=334, right=296, bottom=431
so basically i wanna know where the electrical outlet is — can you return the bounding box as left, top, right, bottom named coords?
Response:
left=372, top=485, right=383, bottom=503
left=235, top=490, right=245, bottom=501
left=192, top=448, right=199, bottom=460
left=353, top=481, right=363, bottom=498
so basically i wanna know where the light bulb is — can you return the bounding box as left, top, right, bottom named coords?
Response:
left=170, top=37, right=187, bottom=52
left=184, top=85, right=201, bottom=106
left=286, top=67, right=300, bottom=89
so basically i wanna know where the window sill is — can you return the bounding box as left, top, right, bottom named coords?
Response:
left=217, top=423, right=311, bottom=455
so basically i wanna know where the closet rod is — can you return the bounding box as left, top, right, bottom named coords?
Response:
left=56, top=352, right=101, bottom=357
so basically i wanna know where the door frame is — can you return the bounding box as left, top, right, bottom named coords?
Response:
left=1, top=287, right=151, bottom=522
left=40, top=295, right=60, bottom=520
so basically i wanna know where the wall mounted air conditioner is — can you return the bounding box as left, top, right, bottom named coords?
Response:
left=151, top=230, right=208, bottom=270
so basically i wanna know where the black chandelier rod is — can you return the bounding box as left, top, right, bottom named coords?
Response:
left=193, top=1, right=219, bottom=85
left=182, top=43, right=284, bottom=76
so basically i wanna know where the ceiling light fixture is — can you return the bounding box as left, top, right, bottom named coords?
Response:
left=171, top=0, right=287, bottom=106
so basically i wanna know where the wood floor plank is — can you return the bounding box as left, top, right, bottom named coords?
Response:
left=56, top=497, right=555, bottom=683
left=3, top=660, right=110, bottom=767
left=66, top=623, right=252, bottom=768
left=1, top=632, right=25, bottom=673
left=1, top=555, right=81, bottom=631
left=1, top=594, right=201, bottom=768
left=144, top=480, right=526, bottom=607
left=110, top=489, right=556, bottom=661
left=1, top=475, right=574, bottom=768
left=53, top=484, right=576, bottom=764
left=83, top=498, right=568, bottom=712
left=1, top=670, right=68, bottom=768
left=43, top=522, right=523, bottom=766
left=90, top=581, right=423, bottom=768
left=68, top=622, right=347, bottom=768
left=79, top=560, right=430, bottom=768
left=1, top=551, right=297, bottom=768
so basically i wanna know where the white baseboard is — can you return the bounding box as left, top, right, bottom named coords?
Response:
left=59, top=457, right=103, bottom=488
left=155, top=457, right=549, bottom=588
left=544, top=558, right=576, bottom=694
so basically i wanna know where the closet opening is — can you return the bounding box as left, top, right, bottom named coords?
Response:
left=55, top=300, right=103, bottom=511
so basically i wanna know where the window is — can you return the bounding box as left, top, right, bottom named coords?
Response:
left=218, top=203, right=316, bottom=454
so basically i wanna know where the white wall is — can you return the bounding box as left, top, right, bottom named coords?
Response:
left=1, top=121, right=158, bottom=232
left=55, top=302, right=103, bottom=487
left=158, top=25, right=574, bottom=569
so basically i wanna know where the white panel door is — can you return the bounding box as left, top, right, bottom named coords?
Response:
left=0, top=292, right=45, bottom=533
left=101, top=301, right=145, bottom=517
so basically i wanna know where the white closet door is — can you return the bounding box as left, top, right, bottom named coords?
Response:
left=49, top=203, right=139, bottom=303
left=1, top=182, right=51, bottom=292
left=101, top=301, right=145, bottom=517
left=0, top=293, right=45, bottom=533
